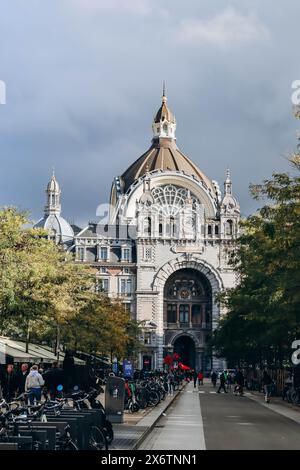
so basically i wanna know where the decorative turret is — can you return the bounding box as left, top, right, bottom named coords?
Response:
left=152, top=83, right=176, bottom=140
left=35, top=172, right=74, bottom=246
left=220, top=169, right=240, bottom=215
left=44, top=172, right=61, bottom=216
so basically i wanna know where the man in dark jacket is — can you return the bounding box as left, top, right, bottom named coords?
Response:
left=43, top=361, right=64, bottom=398
left=234, top=369, right=245, bottom=396
left=1, top=364, right=18, bottom=401
left=217, top=371, right=228, bottom=394
left=16, top=363, right=29, bottom=394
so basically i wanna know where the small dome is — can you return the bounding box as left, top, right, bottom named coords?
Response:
left=154, top=95, right=176, bottom=124
left=47, top=174, right=60, bottom=193
left=35, top=214, right=74, bottom=244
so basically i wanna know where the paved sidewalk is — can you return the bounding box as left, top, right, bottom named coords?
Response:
left=139, top=382, right=206, bottom=450
left=111, top=386, right=184, bottom=450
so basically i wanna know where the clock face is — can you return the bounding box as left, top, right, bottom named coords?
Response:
left=180, top=289, right=190, bottom=299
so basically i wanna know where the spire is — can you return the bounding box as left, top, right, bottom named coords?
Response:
left=45, top=172, right=61, bottom=216
left=152, top=85, right=176, bottom=140
left=162, top=80, right=167, bottom=103
left=224, top=168, right=232, bottom=195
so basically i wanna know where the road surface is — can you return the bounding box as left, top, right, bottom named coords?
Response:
left=139, top=381, right=300, bottom=450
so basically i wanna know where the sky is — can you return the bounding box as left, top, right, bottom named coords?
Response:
left=0, top=0, right=299, bottom=227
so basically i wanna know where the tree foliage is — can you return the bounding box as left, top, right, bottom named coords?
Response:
left=0, top=208, right=142, bottom=359
left=212, top=128, right=300, bottom=368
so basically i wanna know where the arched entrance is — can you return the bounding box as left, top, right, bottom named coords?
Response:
left=174, top=335, right=196, bottom=369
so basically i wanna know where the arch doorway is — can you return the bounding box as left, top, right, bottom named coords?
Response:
left=174, top=335, right=196, bottom=369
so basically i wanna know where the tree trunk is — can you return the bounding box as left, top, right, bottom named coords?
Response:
left=56, top=323, right=60, bottom=362
left=26, top=321, right=30, bottom=353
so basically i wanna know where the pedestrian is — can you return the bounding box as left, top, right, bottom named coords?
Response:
left=25, top=365, right=45, bottom=405
left=234, top=369, right=245, bottom=396
left=262, top=369, right=273, bottom=403
left=192, top=370, right=198, bottom=388
left=211, top=371, right=217, bottom=388
left=16, top=363, right=29, bottom=395
left=198, top=371, right=204, bottom=388
left=1, top=364, right=18, bottom=401
left=167, top=371, right=175, bottom=396
left=217, top=371, right=228, bottom=394
left=63, top=350, right=76, bottom=391
left=43, top=361, right=64, bottom=399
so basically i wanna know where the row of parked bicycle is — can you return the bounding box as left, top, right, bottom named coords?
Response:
left=124, top=376, right=181, bottom=413
left=0, top=383, right=113, bottom=450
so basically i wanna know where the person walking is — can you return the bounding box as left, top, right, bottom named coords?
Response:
left=262, top=369, right=273, bottom=403
left=211, top=371, right=217, bottom=388
left=1, top=364, right=18, bottom=401
left=43, top=361, right=64, bottom=399
left=234, top=369, right=245, bottom=396
left=198, top=371, right=204, bottom=388
left=193, top=370, right=198, bottom=389
left=167, top=371, right=175, bottom=396
left=25, top=365, right=45, bottom=405
left=217, top=371, right=228, bottom=394
left=16, top=363, right=29, bottom=395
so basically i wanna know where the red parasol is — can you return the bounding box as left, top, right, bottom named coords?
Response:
left=178, top=362, right=191, bottom=371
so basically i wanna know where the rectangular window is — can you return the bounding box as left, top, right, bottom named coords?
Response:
left=167, top=304, right=177, bottom=324
left=144, top=247, right=152, bottom=261
left=100, top=247, right=108, bottom=260
left=120, top=278, right=132, bottom=295
left=77, top=247, right=85, bottom=261
left=207, top=225, right=212, bottom=236
left=98, top=278, right=109, bottom=293
left=144, top=332, right=152, bottom=345
left=179, top=305, right=189, bottom=324
left=122, top=248, right=131, bottom=261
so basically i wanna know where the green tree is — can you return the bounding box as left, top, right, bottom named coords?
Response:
left=212, top=117, right=300, bottom=368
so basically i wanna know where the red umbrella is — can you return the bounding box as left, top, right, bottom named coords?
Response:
left=179, top=362, right=191, bottom=371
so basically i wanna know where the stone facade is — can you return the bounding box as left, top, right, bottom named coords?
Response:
left=36, top=92, right=240, bottom=372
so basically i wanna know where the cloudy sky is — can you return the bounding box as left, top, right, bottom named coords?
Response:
left=0, top=0, right=299, bottom=227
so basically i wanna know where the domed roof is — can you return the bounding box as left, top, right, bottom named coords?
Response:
left=121, top=137, right=216, bottom=195
left=35, top=214, right=74, bottom=245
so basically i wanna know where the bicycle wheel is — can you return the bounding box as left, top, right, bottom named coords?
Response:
left=148, top=391, right=160, bottom=406
left=88, top=425, right=108, bottom=451
left=104, top=422, right=114, bottom=445
left=61, top=439, right=79, bottom=450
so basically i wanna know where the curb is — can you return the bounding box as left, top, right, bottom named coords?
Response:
left=132, top=383, right=186, bottom=450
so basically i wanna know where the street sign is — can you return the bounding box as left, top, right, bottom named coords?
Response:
left=123, top=359, right=134, bottom=378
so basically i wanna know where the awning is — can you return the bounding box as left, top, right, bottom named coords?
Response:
left=0, top=337, right=85, bottom=365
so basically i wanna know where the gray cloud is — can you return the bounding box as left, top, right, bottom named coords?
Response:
left=0, top=0, right=299, bottom=227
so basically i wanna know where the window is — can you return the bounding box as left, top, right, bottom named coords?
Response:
left=144, top=217, right=151, bottom=236
left=215, top=225, right=219, bottom=235
left=77, top=247, right=85, bottom=261
left=179, top=305, right=189, bottom=324
left=159, top=223, right=163, bottom=236
left=98, top=278, right=109, bottom=293
left=144, top=247, right=152, bottom=261
left=122, top=248, right=131, bottom=262
left=225, top=220, right=233, bottom=236
left=120, top=278, right=132, bottom=295
left=208, top=225, right=212, bottom=236
left=167, top=304, right=177, bottom=324
left=99, top=266, right=107, bottom=273
left=192, top=305, right=202, bottom=325
left=99, top=246, right=108, bottom=260
left=144, top=332, right=152, bottom=345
